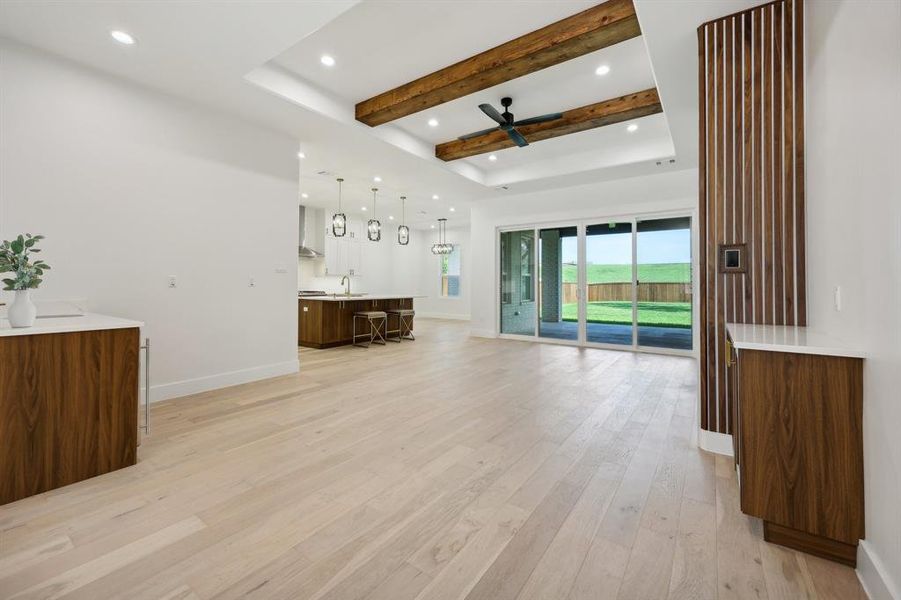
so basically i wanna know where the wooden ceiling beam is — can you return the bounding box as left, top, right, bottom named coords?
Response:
left=355, top=0, right=641, bottom=127
left=434, top=88, right=662, bottom=161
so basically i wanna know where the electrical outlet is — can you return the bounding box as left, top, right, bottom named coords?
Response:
left=168, top=276, right=177, bottom=288
left=249, top=277, right=256, bottom=288
left=833, top=285, right=842, bottom=311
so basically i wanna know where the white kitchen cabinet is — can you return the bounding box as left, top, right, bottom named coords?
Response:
left=324, top=236, right=341, bottom=275
left=323, top=235, right=361, bottom=276
left=346, top=240, right=361, bottom=276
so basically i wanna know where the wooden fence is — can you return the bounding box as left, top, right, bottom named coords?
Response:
left=561, top=282, right=691, bottom=304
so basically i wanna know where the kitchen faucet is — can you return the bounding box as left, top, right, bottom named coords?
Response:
left=340, top=274, right=351, bottom=295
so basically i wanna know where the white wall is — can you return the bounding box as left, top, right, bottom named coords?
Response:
left=468, top=169, right=698, bottom=337
left=0, top=40, right=300, bottom=401
left=805, top=2, right=901, bottom=598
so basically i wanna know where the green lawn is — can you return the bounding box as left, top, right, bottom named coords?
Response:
left=561, top=301, right=692, bottom=328
left=562, top=262, right=690, bottom=284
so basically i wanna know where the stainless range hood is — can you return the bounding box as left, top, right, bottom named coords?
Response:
left=298, top=205, right=323, bottom=259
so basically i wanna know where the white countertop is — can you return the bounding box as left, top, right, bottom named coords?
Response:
left=298, top=294, right=425, bottom=302
left=726, top=323, right=865, bottom=358
left=0, top=313, right=144, bottom=337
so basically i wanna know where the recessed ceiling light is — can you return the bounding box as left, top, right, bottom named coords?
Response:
left=320, top=54, right=335, bottom=67
left=297, top=151, right=305, bottom=159
left=449, top=207, right=456, bottom=212
left=627, top=123, right=639, bottom=133
left=301, top=193, right=309, bottom=199
left=361, top=206, right=367, bottom=211
left=388, top=215, right=395, bottom=220
left=488, top=154, right=497, bottom=161
left=432, top=194, right=439, bottom=200
left=110, top=30, right=135, bottom=45
left=428, top=118, right=439, bottom=127
left=430, top=224, right=436, bottom=229
left=595, top=65, right=611, bottom=76
left=373, top=176, right=382, bottom=183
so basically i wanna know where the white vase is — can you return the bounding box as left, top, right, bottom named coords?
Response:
left=8, top=289, right=37, bottom=328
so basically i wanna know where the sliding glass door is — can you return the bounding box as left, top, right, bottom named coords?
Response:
left=636, top=217, right=693, bottom=350
left=499, top=230, right=536, bottom=336
left=584, top=222, right=634, bottom=346
left=538, top=226, right=579, bottom=341
left=499, top=214, right=693, bottom=354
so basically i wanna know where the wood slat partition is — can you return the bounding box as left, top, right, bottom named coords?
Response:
left=698, top=0, right=806, bottom=434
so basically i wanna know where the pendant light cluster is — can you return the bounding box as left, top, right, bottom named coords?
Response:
left=431, top=218, right=453, bottom=255
left=331, top=178, right=346, bottom=237
left=328, top=177, right=448, bottom=250
left=367, top=188, right=381, bottom=242
left=397, top=196, right=410, bottom=245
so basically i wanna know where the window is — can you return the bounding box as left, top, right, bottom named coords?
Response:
left=441, top=246, right=461, bottom=297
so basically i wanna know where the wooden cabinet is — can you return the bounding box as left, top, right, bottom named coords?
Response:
left=727, top=335, right=864, bottom=566
left=0, top=326, right=140, bottom=505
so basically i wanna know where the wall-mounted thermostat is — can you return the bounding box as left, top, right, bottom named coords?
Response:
left=718, top=244, right=747, bottom=274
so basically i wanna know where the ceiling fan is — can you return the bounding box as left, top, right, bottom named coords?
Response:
left=458, top=97, right=562, bottom=147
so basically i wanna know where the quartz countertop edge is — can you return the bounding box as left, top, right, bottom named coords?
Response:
left=726, top=323, right=865, bottom=358
left=0, top=312, right=144, bottom=337
left=298, top=294, right=425, bottom=302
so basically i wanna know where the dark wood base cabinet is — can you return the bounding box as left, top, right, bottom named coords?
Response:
left=0, top=327, right=140, bottom=505
left=299, top=298, right=414, bottom=349
left=728, top=341, right=864, bottom=566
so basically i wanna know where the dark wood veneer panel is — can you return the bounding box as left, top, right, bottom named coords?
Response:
left=0, top=327, right=139, bottom=505
left=737, top=349, right=864, bottom=545
left=697, top=0, right=806, bottom=434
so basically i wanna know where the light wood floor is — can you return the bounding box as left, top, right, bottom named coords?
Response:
left=0, top=319, right=865, bottom=600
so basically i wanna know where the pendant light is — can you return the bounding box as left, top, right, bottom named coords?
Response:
left=431, top=218, right=453, bottom=255
left=331, top=177, right=346, bottom=237
left=367, top=187, right=381, bottom=242
left=397, top=196, right=410, bottom=245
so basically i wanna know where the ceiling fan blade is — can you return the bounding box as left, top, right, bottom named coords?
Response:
left=479, top=103, right=506, bottom=125
left=506, top=128, right=529, bottom=147
left=513, top=112, right=563, bottom=127
left=458, top=126, right=500, bottom=141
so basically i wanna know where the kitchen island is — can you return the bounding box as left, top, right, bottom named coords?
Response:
left=298, top=295, right=419, bottom=348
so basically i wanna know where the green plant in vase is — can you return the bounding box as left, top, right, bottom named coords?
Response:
left=0, top=234, right=51, bottom=327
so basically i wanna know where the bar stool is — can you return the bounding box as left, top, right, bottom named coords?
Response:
left=352, top=311, right=387, bottom=348
left=386, top=308, right=415, bottom=341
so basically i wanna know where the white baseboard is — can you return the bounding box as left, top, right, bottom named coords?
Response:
left=147, top=359, right=300, bottom=403
left=469, top=328, right=497, bottom=339
left=416, top=312, right=471, bottom=321
left=698, top=428, right=734, bottom=457
left=858, top=540, right=900, bottom=600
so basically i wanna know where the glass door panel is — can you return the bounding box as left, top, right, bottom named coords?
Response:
left=538, top=226, right=578, bottom=341
left=499, top=230, right=536, bottom=335
left=636, top=217, right=693, bottom=350
left=584, top=222, right=634, bottom=346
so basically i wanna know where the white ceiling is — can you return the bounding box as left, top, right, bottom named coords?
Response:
left=268, top=0, right=674, bottom=185
left=0, top=0, right=761, bottom=224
